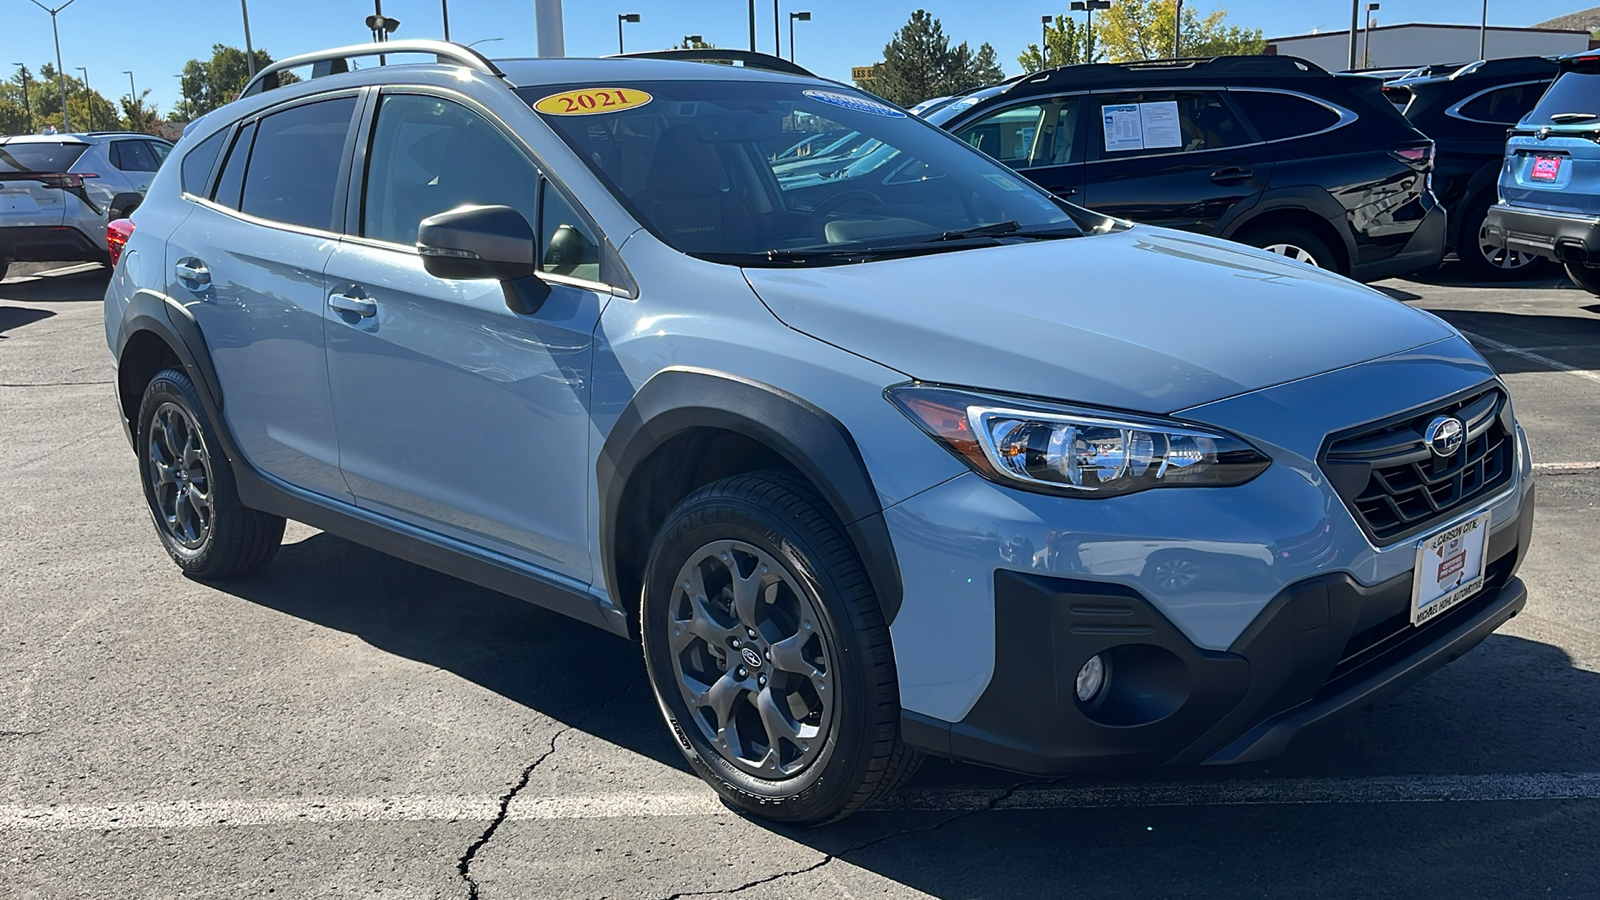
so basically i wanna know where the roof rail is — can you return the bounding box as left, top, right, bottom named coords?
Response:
left=240, top=39, right=504, bottom=98
left=608, top=48, right=816, bottom=78
left=1023, top=54, right=1326, bottom=88
left=1450, top=56, right=1561, bottom=80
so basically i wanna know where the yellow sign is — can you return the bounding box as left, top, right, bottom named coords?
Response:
left=533, top=87, right=653, bottom=116
left=852, top=66, right=879, bottom=81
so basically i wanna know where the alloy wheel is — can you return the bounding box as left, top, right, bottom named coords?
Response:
left=667, top=539, right=834, bottom=779
left=147, top=401, right=215, bottom=550
left=1476, top=224, right=1538, bottom=271
left=1263, top=243, right=1320, bottom=267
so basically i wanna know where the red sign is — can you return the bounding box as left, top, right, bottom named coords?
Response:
left=1437, top=551, right=1466, bottom=582
left=1531, top=155, right=1562, bottom=182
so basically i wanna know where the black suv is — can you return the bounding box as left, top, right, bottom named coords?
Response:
left=1386, top=57, right=1559, bottom=279
left=924, top=56, right=1445, bottom=283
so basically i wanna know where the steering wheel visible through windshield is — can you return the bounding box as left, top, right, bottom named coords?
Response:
left=521, top=80, right=1084, bottom=266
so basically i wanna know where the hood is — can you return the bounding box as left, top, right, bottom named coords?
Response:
left=742, top=227, right=1457, bottom=414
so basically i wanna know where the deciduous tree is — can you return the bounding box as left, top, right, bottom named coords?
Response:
left=1018, top=14, right=1093, bottom=72
left=1095, top=0, right=1263, bottom=63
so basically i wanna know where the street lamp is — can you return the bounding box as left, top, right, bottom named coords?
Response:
left=1069, top=0, right=1110, bottom=64
left=123, top=69, right=136, bottom=128
left=1479, top=0, right=1489, bottom=60
left=76, top=66, right=92, bottom=130
left=1173, top=0, right=1182, bottom=58
left=1363, top=2, right=1380, bottom=69
left=13, top=64, right=34, bottom=133
left=442, top=0, right=451, bottom=42
left=789, top=12, right=810, bottom=62
left=241, top=0, right=256, bottom=77
left=773, top=0, right=781, bottom=57
left=1041, top=14, right=1051, bottom=68
left=618, top=13, right=640, bottom=54
left=467, top=37, right=504, bottom=49
left=1347, top=0, right=1359, bottom=70
left=24, top=0, right=79, bottom=133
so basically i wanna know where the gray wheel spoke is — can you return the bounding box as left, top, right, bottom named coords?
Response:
left=754, top=687, right=803, bottom=749
left=729, top=566, right=764, bottom=630
left=151, top=457, right=177, bottom=485
left=769, top=632, right=818, bottom=679
left=185, top=488, right=210, bottom=523
left=145, top=401, right=216, bottom=551
left=701, top=671, right=744, bottom=729
left=683, top=572, right=731, bottom=648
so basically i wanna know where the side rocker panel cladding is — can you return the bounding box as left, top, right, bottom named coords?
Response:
left=597, top=368, right=904, bottom=625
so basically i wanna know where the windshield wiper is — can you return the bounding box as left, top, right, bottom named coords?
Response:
left=928, top=220, right=1021, bottom=242
left=1550, top=112, right=1600, bottom=123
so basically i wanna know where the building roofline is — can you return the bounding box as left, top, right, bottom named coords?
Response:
left=1268, top=22, right=1590, bottom=42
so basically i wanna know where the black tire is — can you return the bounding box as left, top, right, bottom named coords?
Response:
left=1457, top=194, right=1550, bottom=280
left=641, top=470, right=919, bottom=825
left=135, top=367, right=285, bottom=578
left=0, top=260, right=9, bottom=281
left=1238, top=224, right=1339, bottom=274
left=1567, top=262, right=1600, bottom=297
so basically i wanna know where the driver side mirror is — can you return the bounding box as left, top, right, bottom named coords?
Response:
left=417, top=204, right=551, bottom=315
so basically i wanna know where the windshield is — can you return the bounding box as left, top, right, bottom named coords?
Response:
left=521, top=80, right=1079, bottom=265
left=1523, top=71, right=1600, bottom=127
left=0, top=141, right=89, bottom=174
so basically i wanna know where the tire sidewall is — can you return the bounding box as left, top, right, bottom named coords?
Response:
left=135, top=370, right=226, bottom=572
left=641, top=492, right=873, bottom=822
left=1243, top=225, right=1336, bottom=273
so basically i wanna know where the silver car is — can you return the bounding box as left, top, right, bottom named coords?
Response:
left=0, top=131, right=172, bottom=280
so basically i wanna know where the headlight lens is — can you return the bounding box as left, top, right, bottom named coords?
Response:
left=888, top=385, right=1270, bottom=497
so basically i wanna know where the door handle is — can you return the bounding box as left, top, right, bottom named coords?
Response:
left=173, top=260, right=210, bottom=285
left=1210, top=166, right=1254, bottom=184
left=329, top=288, right=377, bottom=318
left=1050, top=186, right=1080, bottom=198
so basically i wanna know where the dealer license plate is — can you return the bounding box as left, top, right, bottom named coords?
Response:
left=1411, top=511, right=1491, bottom=626
left=1530, top=155, right=1562, bottom=183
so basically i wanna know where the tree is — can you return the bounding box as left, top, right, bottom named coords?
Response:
left=173, top=44, right=283, bottom=120
left=863, top=10, right=1003, bottom=107
left=120, top=91, right=166, bottom=136
left=1095, top=0, right=1264, bottom=63
left=1, top=63, right=119, bottom=133
left=1018, top=14, right=1092, bottom=72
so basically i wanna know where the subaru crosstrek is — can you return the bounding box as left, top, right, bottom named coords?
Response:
left=105, top=41, right=1535, bottom=824
left=1485, top=51, right=1600, bottom=293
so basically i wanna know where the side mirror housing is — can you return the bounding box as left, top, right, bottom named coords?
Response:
left=417, top=204, right=550, bottom=314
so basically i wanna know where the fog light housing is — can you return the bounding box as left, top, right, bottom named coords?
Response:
left=1075, top=654, right=1107, bottom=703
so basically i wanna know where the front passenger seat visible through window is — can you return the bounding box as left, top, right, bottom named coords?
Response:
left=633, top=125, right=754, bottom=253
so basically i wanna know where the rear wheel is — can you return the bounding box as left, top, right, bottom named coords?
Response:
left=1458, top=195, right=1549, bottom=280
left=641, top=471, right=919, bottom=825
left=1239, top=224, right=1337, bottom=273
left=136, top=368, right=285, bottom=578
left=1566, top=262, right=1600, bottom=297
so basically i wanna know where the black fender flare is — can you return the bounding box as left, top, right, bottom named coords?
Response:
left=114, top=289, right=234, bottom=460
left=1220, top=186, right=1356, bottom=268
left=597, top=367, right=904, bottom=625
left=108, top=192, right=145, bottom=220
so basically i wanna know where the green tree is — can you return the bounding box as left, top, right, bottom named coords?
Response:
left=2, top=63, right=120, bottom=133
left=120, top=90, right=166, bottom=135
left=1095, top=0, right=1263, bottom=63
left=863, top=10, right=1003, bottom=107
left=173, top=45, right=282, bottom=120
left=1019, top=14, right=1093, bottom=72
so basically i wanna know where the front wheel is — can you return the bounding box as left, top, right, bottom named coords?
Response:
left=641, top=471, right=919, bottom=825
left=1567, top=262, right=1600, bottom=297
left=1239, top=224, right=1338, bottom=273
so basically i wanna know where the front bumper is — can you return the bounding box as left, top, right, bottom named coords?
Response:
left=1349, top=200, right=1448, bottom=283
left=901, top=481, right=1534, bottom=774
left=1483, top=203, right=1600, bottom=264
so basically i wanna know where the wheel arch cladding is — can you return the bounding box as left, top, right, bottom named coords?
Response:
left=1226, top=190, right=1355, bottom=274
left=114, top=293, right=228, bottom=455
left=598, top=368, right=903, bottom=636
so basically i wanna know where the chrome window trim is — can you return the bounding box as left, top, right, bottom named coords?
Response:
left=187, top=194, right=346, bottom=242
left=1444, top=80, right=1555, bottom=126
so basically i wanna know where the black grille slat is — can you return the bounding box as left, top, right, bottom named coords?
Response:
left=1320, top=387, right=1515, bottom=545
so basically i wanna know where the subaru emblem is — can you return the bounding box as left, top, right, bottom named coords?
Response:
left=1424, top=417, right=1464, bottom=458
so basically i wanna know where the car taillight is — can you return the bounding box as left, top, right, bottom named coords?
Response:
left=107, top=218, right=135, bottom=267
left=1389, top=142, right=1435, bottom=172
left=36, top=172, right=98, bottom=189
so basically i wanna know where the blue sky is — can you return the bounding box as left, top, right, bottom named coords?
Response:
left=3, top=0, right=1588, bottom=116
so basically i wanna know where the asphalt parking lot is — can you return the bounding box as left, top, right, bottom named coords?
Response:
left=3, top=259, right=1599, bottom=899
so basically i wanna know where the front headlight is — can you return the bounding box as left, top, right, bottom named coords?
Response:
left=888, top=385, right=1270, bottom=497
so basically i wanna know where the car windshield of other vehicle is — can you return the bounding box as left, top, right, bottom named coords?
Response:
left=0, top=141, right=90, bottom=174
left=521, top=80, right=1081, bottom=265
left=1523, top=72, right=1600, bottom=127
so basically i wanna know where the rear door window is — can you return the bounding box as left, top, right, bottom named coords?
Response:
left=1230, top=90, right=1343, bottom=141
left=1093, top=91, right=1251, bottom=158
left=147, top=141, right=173, bottom=165
left=211, top=121, right=257, bottom=209
left=0, top=141, right=89, bottom=174
left=111, top=139, right=160, bottom=173
left=1457, top=81, right=1554, bottom=125
left=180, top=129, right=227, bottom=195
left=238, top=96, right=358, bottom=231
left=1524, top=72, right=1600, bottom=127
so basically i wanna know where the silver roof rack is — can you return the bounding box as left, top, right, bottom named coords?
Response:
left=240, top=39, right=505, bottom=98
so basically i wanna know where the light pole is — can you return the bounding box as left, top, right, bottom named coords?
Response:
left=618, top=13, right=640, bottom=54
left=748, top=0, right=756, bottom=51
left=241, top=0, right=256, bottom=77
left=789, top=11, right=810, bottom=62
left=1363, top=2, right=1380, bottom=69
left=1479, top=0, right=1489, bottom=60
left=13, top=64, right=34, bottom=133
left=76, top=66, right=92, bottom=130
left=123, top=69, right=135, bottom=128
left=1070, top=1, right=1110, bottom=65
left=773, top=0, right=780, bottom=57
left=24, top=0, right=79, bottom=133
left=1173, top=0, right=1182, bottom=58
left=1041, top=14, right=1051, bottom=68
left=1348, top=0, right=1359, bottom=70
left=442, top=0, right=450, bottom=41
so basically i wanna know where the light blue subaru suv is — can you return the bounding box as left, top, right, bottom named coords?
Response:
left=105, top=41, right=1535, bottom=824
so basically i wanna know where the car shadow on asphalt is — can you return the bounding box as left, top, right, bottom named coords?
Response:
left=1419, top=309, right=1600, bottom=375
left=0, top=268, right=110, bottom=303
left=0, top=306, right=55, bottom=338
left=1402, top=265, right=1573, bottom=292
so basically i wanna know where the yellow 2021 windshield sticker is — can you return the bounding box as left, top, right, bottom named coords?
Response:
left=534, top=87, right=652, bottom=116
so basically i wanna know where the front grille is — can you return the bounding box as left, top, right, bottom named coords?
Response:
left=1321, top=386, right=1514, bottom=545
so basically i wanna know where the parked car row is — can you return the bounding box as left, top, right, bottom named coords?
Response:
left=0, top=131, right=173, bottom=280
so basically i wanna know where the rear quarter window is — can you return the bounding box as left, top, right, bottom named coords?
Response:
left=1457, top=82, right=1552, bottom=125
left=1230, top=91, right=1343, bottom=141
left=180, top=129, right=228, bottom=195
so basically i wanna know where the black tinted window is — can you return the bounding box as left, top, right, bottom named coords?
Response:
left=1459, top=82, right=1554, bottom=124
left=540, top=181, right=601, bottom=281
left=240, top=97, right=357, bottom=230
left=0, top=141, right=88, bottom=173
left=211, top=121, right=256, bottom=209
left=148, top=141, right=172, bottom=163
left=1231, top=90, right=1342, bottom=141
left=361, top=93, right=538, bottom=245
left=1526, top=72, right=1600, bottom=127
left=112, top=139, right=159, bottom=172
left=180, top=130, right=227, bottom=194
left=1095, top=91, right=1251, bottom=157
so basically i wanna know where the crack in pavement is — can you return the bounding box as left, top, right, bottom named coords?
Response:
left=456, top=677, right=640, bottom=900
left=654, top=778, right=1040, bottom=900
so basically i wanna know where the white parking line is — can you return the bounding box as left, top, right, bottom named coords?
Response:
left=1462, top=331, right=1600, bottom=385
left=3, top=773, right=1597, bottom=831
left=1533, top=462, right=1600, bottom=474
